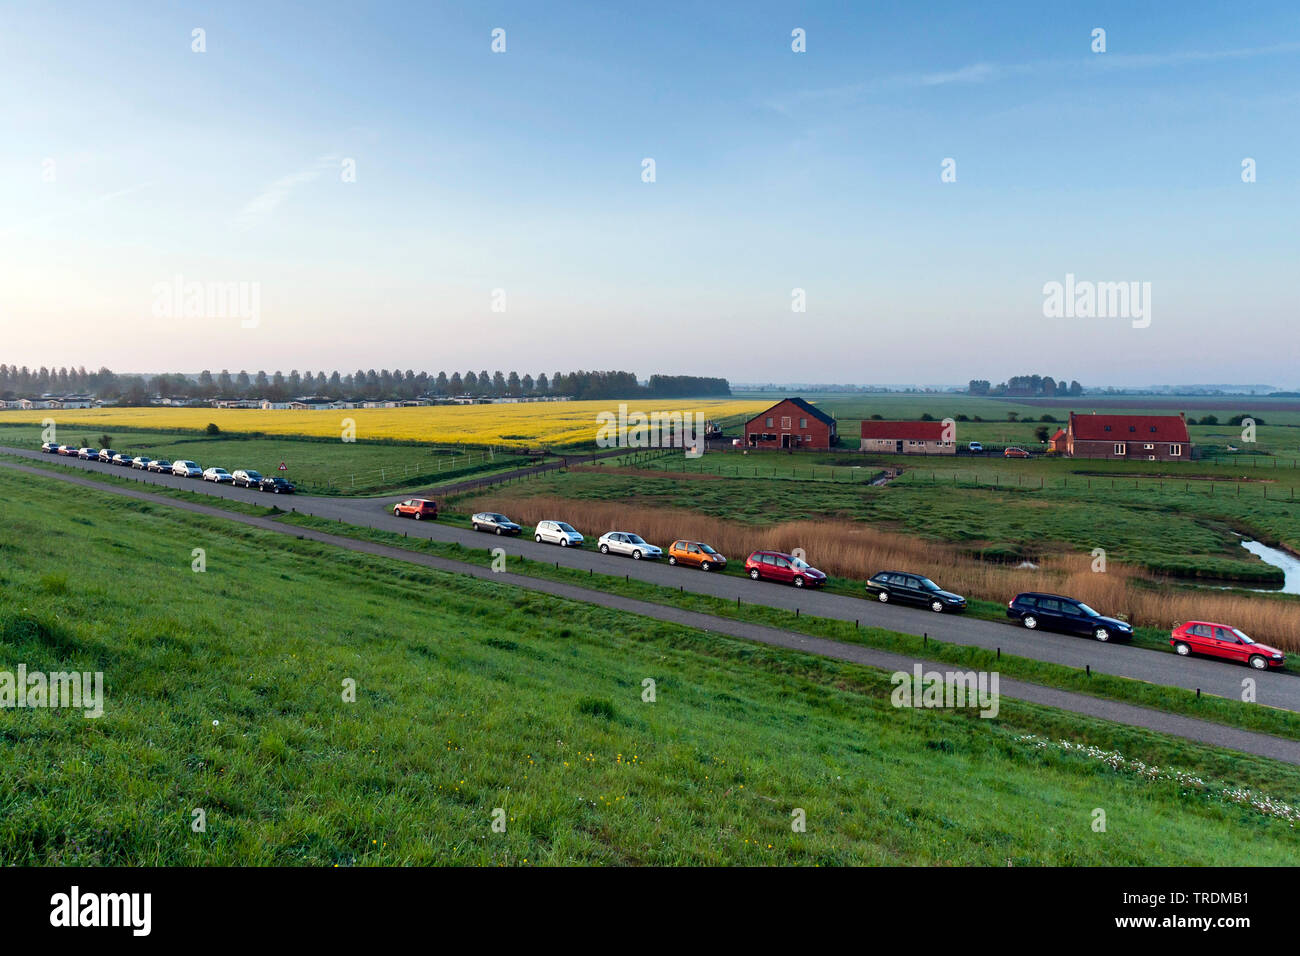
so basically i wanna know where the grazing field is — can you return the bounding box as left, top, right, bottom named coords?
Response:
left=0, top=398, right=766, bottom=449
left=3, top=468, right=1300, bottom=865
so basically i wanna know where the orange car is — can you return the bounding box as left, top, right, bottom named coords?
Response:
left=667, top=540, right=727, bottom=571
left=393, top=498, right=438, bottom=520
left=1003, top=447, right=1030, bottom=458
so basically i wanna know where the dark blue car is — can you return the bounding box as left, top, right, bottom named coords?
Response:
left=1006, top=592, right=1133, bottom=642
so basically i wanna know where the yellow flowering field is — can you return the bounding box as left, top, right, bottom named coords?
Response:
left=0, top=399, right=769, bottom=447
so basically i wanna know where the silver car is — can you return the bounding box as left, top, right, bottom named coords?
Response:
left=172, top=460, right=202, bottom=478
left=597, top=532, right=662, bottom=560
left=534, top=520, right=583, bottom=547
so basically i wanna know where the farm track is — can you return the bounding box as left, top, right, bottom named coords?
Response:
left=4, top=449, right=1300, bottom=762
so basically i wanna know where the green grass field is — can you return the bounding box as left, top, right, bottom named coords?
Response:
left=2, top=468, right=1300, bottom=864
left=0, top=423, right=537, bottom=495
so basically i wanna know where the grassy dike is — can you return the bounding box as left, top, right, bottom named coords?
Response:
left=2, top=468, right=1300, bottom=865
left=278, top=511, right=1300, bottom=743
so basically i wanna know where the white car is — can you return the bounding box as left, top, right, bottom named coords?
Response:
left=202, top=467, right=234, bottom=483
left=598, top=531, right=662, bottom=560
left=131, top=456, right=152, bottom=470
left=172, top=460, right=203, bottom=478
left=968, top=441, right=983, bottom=453
left=534, top=520, right=583, bottom=547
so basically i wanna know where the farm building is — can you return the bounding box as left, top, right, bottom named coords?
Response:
left=743, top=397, right=837, bottom=450
left=1048, top=428, right=1067, bottom=452
left=1065, top=411, right=1191, bottom=461
left=859, top=420, right=956, bottom=455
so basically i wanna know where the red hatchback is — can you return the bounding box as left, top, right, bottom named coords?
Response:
left=744, top=550, right=827, bottom=588
left=1170, top=621, right=1285, bottom=670
left=393, top=498, right=438, bottom=520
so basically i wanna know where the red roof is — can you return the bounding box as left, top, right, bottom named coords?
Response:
left=1050, top=428, right=1067, bottom=441
left=860, top=420, right=949, bottom=441
left=1068, top=412, right=1190, bottom=443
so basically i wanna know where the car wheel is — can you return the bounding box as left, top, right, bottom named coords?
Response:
left=472, top=524, right=480, bottom=532
left=793, top=575, right=804, bottom=588
left=495, top=527, right=502, bottom=535
left=930, top=600, right=944, bottom=613
left=1093, top=627, right=1110, bottom=642
left=535, top=534, right=543, bottom=543
left=1249, top=655, right=1268, bottom=670
left=274, top=487, right=281, bottom=493
left=600, top=544, right=610, bottom=554
left=1023, top=615, right=1038, bottom=630
left=668, top=556, right=677, bottom=565
left=414, top=512, right=422, bottom=520
left=632, top=550, right=642, bottom=560
left=700, top=561, right=711, bottom=572
left=1174, top=642, right=1190, bottom=656
left=560, top=538, right=569, bottom=547
left=877, top=591, right=890, bottom=603
left=749, top=568, right=761, bottom=580
left=394, top=508, right=401, bottom=517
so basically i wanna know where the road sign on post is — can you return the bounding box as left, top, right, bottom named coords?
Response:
left=278, top=462, right=287, bottom=471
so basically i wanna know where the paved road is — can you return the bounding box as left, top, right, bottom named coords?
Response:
left=6, top=445, right=1299, bottom=714
left=5, top=454, right=1300, bottom=764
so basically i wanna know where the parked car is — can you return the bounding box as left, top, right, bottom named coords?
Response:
left=77, top=447, right=96, bottom=459
left=202, top=467, right=234, bottom=483
left=1003, top=447, right=1030, bottom=458
left=147, top=459, right=172, bottom=473
left=111, top=453, right=133, bottom=466
left=1006, top=592, right=1133, bottom=642
left=472, top=512, right=521, bottom=535
left=57, top=445, right=77, bottom=456
left=968, top=441, right=983, bottom=453
left=865, top=570, right=967, bottom=613
left=259, top=476, right=296, bottom=494
left=172, top=460, right=202, bottom=478
left=1170, top=621, right=1285, bottom=670
left=393, top=498, right=437, bottom=520
left=667, top=540, right=727, bottom=571
left=131, top=456, right=152, bottom=470
left=744, top=550, right=827, bottom=588
left=534, top=520, right=583, bottom=547
left=231, top=469, right=263, bottom=488
left=97, top=448, right=117, bottom=463
left=40, top=441, right=57, bottom=453
left=598, top=532, right=663, bottom=560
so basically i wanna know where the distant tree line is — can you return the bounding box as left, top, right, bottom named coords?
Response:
left=968, top=375, right=1082, bottom=397
left=0, top=363, right=729, bottom=404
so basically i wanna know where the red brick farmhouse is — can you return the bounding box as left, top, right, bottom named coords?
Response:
left=1065, top=411, right=1192, bottom=461
left=743, top=398, right=837, bottom=449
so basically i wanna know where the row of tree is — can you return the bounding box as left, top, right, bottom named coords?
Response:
left=968, top=375, right=1083, bottom=397
left=0, top=364, right=730, bottom=403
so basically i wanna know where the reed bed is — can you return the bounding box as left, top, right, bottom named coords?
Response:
left=459, top=493, right=1300, bottom=650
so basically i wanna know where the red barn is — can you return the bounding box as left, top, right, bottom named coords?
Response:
left=744, top=397, right=837, bottom=450
left=859, top=420, right=956, bottom=455
left=1066, top=411, right=1191, bottom=461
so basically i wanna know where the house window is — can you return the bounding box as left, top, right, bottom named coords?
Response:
left=1143, top=443, right=1153, bottom=450
left=1104, top=425, right=1111, bottom=431
left=799, top=418, right=807, bottom=429
left=766, top=417, right=773, bottom=428
left=1171, top=444, right=1182, bottom=456
left=781, top=416, right=791, bottom=429
left=1114, top=443, right=1125, bottom=455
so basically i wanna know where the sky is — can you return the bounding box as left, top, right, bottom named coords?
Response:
left=1, top=0, right=1297, bottom=387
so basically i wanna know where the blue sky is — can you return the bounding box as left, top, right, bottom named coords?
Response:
left=2, top=1, right=1297, bottom=386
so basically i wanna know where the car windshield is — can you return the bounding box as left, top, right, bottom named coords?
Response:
left=1076, top=603, right=1100, bottom=616
left=791, top=557, right=811, bottom=570
left=491, top=514, right=508, bottom=521
left=247, top=472, right=261, bottom=478
left=627, top=535, right=646, bottom=544
left=919, top=577, right=940, bottom=590
left=557, top=523, right=576, bottom=533
left=1232, top=628, right=1256, bottom=644
left=700, top=544, right=716, bottom=554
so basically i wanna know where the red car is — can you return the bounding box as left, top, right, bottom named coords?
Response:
left=744, top=550, right=827, bottom=588
left=1003, top=447, right=1030, bottom=458
left=1170, top=621, right=1285, bottom=670
left=393, top=498, right=438, bottom=520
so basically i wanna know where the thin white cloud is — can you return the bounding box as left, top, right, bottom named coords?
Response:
left=235, top=154, right=338, bottom=228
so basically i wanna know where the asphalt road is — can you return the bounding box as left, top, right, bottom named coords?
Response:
left=6, top=445, right=1299, bottom=715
